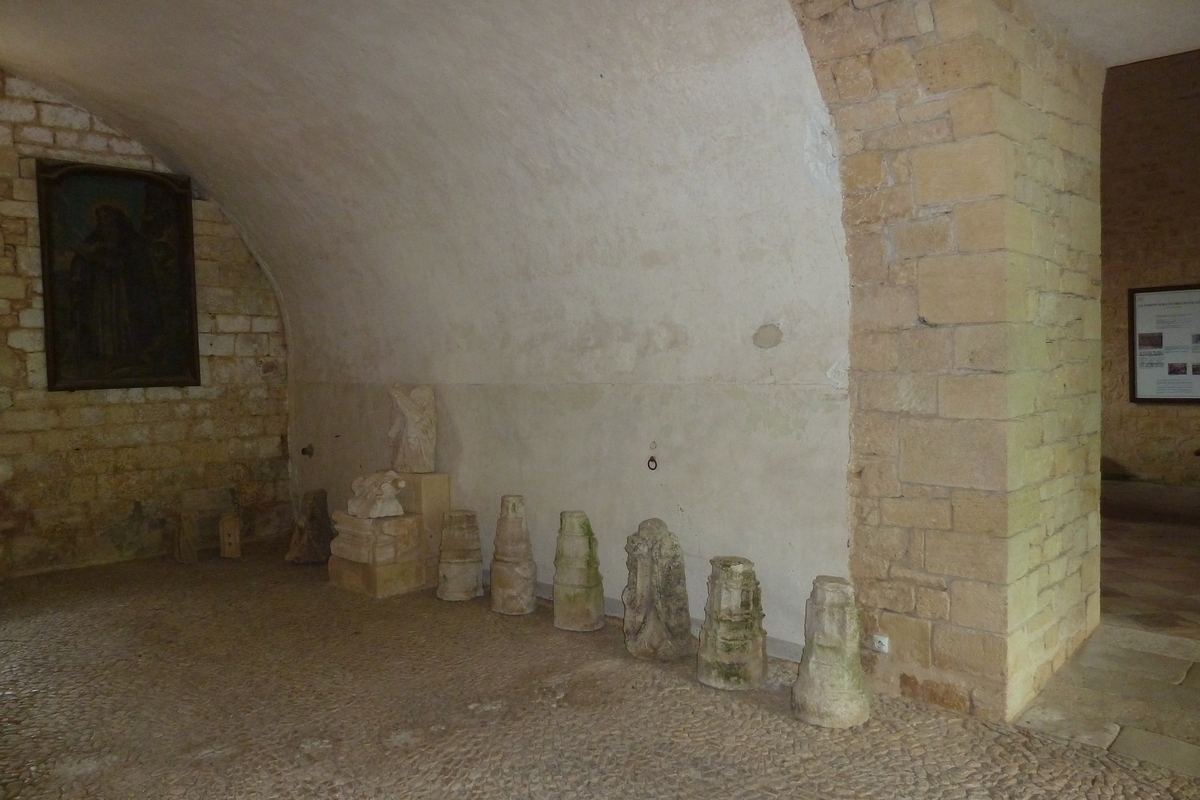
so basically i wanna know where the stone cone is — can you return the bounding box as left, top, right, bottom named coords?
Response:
left=791, top=576, right=871, bottom=728
left=490, top=495, right=537, bottom=615
left=552, top=511, right=604, bottom=631
left=696, top=556, right=766, bottom=690
left=286, top=489, right=336, bottom=563
left=622, top=518, right=695, bottom=661
left=437, top=510, right=482, bottom=601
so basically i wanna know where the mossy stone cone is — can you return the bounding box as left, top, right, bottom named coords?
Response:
left=553, top=511, right=604, bottom=631
left=697, top=556, right=766, bottom=690
left=490, top=495, right=536, bottom=615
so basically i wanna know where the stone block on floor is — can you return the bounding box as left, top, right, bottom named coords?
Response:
left=1015, top=703, right=1120, bottom=748
left=330, top=511, right=423, bottom=565
left=1109, top=727, right=1200, bottom=778
left=328, top=554, right=427, bottom=599
left=396, top=472, right=450, bottom=578
left=1075, top=640, right=1192, bottom=684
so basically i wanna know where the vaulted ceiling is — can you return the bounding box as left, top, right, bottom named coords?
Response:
left=0, top=0, right=1195, bottom=380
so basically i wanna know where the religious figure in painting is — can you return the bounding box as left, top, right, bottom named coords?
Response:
left=68, top=202, right=163, bottom=367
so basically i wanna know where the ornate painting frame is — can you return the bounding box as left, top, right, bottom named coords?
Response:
left=36, top=158, right=200, bottom=391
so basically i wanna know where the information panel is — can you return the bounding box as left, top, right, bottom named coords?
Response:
left=1129, top=284, right=1200, bottom=402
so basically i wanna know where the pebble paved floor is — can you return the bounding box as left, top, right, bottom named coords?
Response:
left=3, top=544, right=1200, bottom=799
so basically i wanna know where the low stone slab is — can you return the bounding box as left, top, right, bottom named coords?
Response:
left=1015, top=703, right=1120, bottom=749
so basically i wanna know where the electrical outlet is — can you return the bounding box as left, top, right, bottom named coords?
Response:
left=872, top=634, right=889, bottom=654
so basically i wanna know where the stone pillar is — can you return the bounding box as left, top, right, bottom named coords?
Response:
left=791, top=0, right=1105, bottom=719
left=490, top=495, right=537, bottom=615
left=552, top=511, right=604, bottom=631
left=792, top=576, right=871, bottom=728
left=697, top=556, right=766, bottom=690
left=437, top=510, right=483, bottom=601
left=218, top=510, right=241, bottom=559
left=622, top=518, right=695, bottom=661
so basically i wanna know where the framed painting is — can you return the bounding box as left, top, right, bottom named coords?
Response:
left=36, top=159, right=201, bottom=391
left=1128, top=284, right=1200, bottom=403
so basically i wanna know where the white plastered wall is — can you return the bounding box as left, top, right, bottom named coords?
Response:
left=0, top=0, right=850, bottom=650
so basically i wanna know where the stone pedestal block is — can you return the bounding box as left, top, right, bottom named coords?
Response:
left=331, top=511, right=422, bottom=564
left=622, top=518, right=694, bottom=661
left=490, top=495, right=537, bottom=615
left=792, top=576, right=871, bottom=728
left=553, top=511, right=604, bottom=631
left=286, top=489, right=335, bottom=563
left=697, top=556, right=766, bottom=690
left=328, top=512, right=426, bottom=599
left=397, top=472, right=450, bottom=580
left=328, top=554, right=426, bottom=599
left=219, top=510, right=241, bottom=558
left=437, top=510, right=482, bottom=601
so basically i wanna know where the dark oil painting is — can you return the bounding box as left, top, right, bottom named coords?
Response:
left=36, top=159, right=200, bottom=391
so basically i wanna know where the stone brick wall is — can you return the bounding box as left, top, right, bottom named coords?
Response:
left=0, top=72, right=291, bottom=577
left=1100, top=51, right=1200, bottom=487
left=790, top=0, right=1103, bottom=719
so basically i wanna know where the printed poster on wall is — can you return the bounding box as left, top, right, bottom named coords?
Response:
left=1129, top=284, right=1200, bottom=402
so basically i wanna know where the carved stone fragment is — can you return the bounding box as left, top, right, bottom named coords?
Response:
left=285, top=489, right=336, bottom=564
left=697, top=556, right=766, bottom=690
left=172, top=511, right=199, bottom=564
left=388, top=384, right=437, bottom=474
left=622, top=518, right=694, bottom=661
left=792, top=576, right=871, bottom=728
left=553, top=511, right=604, bottom=631
left=490, top=495, right=537, bottom=615
left=437, top=510, right=482, bottom=601
left=218, top=509, right=241, bottom=559
left=347, top=470, right=406, bottom=519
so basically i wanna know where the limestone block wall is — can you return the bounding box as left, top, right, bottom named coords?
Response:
left=1100, top=50, right=1200, bottom=487
left=0, top=72, right=291, bottom=577
left=791, top=0, right=1103, bottom=719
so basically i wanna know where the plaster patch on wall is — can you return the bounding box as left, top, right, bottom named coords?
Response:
left=825, top=353, right=849, bottom=392
left=753, top=324, right=783, bottom=349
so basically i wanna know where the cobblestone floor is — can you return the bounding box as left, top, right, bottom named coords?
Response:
left=3, top=544, right=1199, bottom=799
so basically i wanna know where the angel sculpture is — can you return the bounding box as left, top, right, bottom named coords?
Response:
left=388, top=384, right=436, bottom=473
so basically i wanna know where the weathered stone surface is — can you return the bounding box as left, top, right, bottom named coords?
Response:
left=792, top=576, right=871, bottom=728
left=218, top=510, right=242, bottom=559
left=396, top=472, right=450, bottom=579
left=438, top=510, right=482, bottom=601
left=553, top=511, right=604, bottom=632
left=347, top=471, right=406, bottom=519
left=621, top=518, right=694, bottom=661
left=331, top=511, right=422, bottom=565
left=285, top=489, right=335, bottom=564
left=174, top=511, right=198, bottom=564
left=490, top=495, right=536, bottom=615
left=388, top=384, right=437, bottom=474
left=697, top=556, right=766, bottom=690
left=329, top=512, right=426, bottom=599
left=328, top=553, right=426, bottom=599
